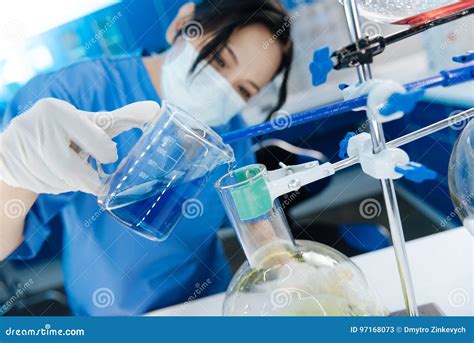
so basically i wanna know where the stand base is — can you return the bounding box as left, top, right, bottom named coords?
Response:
left=390, top=303, right=444, bottom=316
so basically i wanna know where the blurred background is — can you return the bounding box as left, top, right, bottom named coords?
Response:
left=0, top=0, right=472, bottom=315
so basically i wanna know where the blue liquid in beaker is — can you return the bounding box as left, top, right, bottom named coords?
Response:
left=105, top=175, right=207, bottom=241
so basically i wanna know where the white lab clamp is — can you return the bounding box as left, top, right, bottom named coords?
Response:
left=266, top=130, right=410, bottom=199
left=266, top=161, right=336, bottom=201
left=229, top=160, right=336, bottom=220
left=347, top=132, right=409, bottom=180
left=342, top=79, right=407, bottom=123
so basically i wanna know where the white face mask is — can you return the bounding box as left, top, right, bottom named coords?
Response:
left=160, top=42, right=246, bottom=127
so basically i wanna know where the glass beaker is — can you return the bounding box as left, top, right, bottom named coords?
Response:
left=448, top=119, right=474, bottom=235
left=215, top=164, right=387, bottom=316
left=98, top=101, right=234, bottom=241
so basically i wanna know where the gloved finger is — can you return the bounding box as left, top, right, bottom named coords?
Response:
left=1, top=145, right=69, bottom=195
left=50, top=142, right=102, bottom=195
left=1, top=128, right=72, bottom=194
left=65, top=113, right=118, bottom=164
left=84, top=101, right=161, bottom=138
left=27, top=155, right=73, bottom=194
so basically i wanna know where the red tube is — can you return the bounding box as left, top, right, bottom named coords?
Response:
left=393, top=0, right=474, bottom=26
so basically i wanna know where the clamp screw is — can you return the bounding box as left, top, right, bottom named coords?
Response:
left=339, top=132, right=356, bottom=159
left=309, top=47, right=334, bottom=86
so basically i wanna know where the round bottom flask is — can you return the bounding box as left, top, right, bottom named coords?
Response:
left=448, top=119, right=474, bottom=234
left=215, top=164, right=387, bottom=316
left=223, top=240, right=387, bottom=316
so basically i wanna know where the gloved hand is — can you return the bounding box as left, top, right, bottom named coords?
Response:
left=0, top=98, right=160, bottom=195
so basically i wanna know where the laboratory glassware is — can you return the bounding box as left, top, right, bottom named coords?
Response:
left=97, top=101, right=234, bottom=241
left=215, top=164, right=387, bottom=316
left=449, top=119, right=474, bottom=234
left=340, top=0, right=473, bottom=25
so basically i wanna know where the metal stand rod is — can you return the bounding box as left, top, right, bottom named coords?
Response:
left=343, top=0, right=419, bottom=316
left=388, top=108, right=473, bottom=149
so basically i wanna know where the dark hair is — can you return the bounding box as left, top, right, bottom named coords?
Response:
left=176, top=0, right=293, bottom=118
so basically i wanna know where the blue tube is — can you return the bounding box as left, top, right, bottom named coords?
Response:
left=222, top=64, right=474, bottom=143
left=223, top=96, right=367, bottom=143
left=404, top=64, right=474, bottom=89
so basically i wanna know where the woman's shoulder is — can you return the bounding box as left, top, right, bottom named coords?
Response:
left=4, top=55, right=144, bottom=124
left=43, top=55, right=145, bottom=103
left=56, top=55, right=142, bottom=82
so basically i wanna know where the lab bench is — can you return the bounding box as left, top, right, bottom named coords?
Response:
left=147, top=228, right=473, bottom=316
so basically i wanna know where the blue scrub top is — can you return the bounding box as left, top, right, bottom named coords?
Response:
left=2, top=55, right=255, bottom=315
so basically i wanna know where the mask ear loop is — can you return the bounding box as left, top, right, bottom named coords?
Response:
left=242, top=75, right=284, bottom=125
left=172, top=29, right=183, bottom=44
left=266, top=74, right=285, bottom=120
left=165, top=36, right=205, bottom=84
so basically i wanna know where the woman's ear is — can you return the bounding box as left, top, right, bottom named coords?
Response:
left=166, top=2, right=196, bottom=45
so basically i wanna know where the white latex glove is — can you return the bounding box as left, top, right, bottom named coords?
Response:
left=0, top=98, right=160, bottom=195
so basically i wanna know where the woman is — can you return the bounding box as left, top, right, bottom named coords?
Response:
left=0, top=1, right=293, bottom=315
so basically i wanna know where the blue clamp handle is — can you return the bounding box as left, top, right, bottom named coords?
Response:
left=309, top=47, right=334, bottom=86
left=339, top=132, right=356, bottom=159
left=379, top=89, right=425, bottom=116
left=339, top=83, right=349, bottom=90
left=452, top=51, right=474, bottom=64
left=395, top=162, right=437, bottom=183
